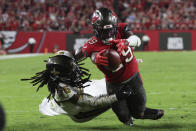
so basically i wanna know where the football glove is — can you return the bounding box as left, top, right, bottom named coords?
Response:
left=127, top=35, right=141, bottom=47
left=110, top=39, right=128, bottom=55
left=95, top=49, right=109, bottom=66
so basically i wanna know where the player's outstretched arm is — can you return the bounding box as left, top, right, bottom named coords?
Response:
left=55, top=82, right=130, bottom=108
left=77, top=93, right=117, bottom=107
left=54, top=83, right=117, bottom=107
left=77, top=87, right=131, bottom=107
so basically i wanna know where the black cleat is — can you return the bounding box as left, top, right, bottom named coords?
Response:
left=153, top=109, right=164, bottom=120
left=143, top=108, right=164, bottom=120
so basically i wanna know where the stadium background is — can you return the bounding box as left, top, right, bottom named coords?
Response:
left=0, top=0, right=196, bottom=53
left=0, top=0, right=196, bottom=131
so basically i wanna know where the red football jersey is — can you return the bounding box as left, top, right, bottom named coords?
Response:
left=82, top=23, right=138, bottom=83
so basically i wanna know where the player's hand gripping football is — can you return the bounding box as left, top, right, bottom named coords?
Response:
left=95, top=49, right=109, bottom=66
left=110, top=39, right=128, bottom=55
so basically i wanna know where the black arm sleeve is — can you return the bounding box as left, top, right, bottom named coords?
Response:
left=123, top=25, right=133, bottom=39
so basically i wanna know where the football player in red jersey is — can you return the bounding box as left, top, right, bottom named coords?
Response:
left=75, top=8, right=164, bottom=126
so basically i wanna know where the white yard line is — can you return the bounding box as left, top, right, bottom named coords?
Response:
left=6, top=110, right=31, bottom=113
left=0, top=53, right=44, bottom=60
left=0, top=95, right=42, bottom=99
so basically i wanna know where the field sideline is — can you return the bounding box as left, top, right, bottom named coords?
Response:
left=0, top=51, right=196, bottom=131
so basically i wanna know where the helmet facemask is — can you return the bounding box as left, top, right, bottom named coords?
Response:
left=21, top=51, right=91, bottom=100
left=91, top=8, right=118, bottom=44
left=46, top=55, right=85, bottom=88
left=94, top=24, right=117, bottom=44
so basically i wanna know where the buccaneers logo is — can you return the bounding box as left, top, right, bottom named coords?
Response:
left=92, top=10, right=102, bottom=25
left=0, top=31, right=17, bottom=49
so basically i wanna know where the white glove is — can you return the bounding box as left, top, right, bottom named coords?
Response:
left=126, top=35, right=141, bottom=47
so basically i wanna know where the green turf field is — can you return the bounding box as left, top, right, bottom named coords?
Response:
left=0, top=51, right=196, bottom=131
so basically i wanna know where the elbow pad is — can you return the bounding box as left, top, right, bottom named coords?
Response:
left=126, top=35, right=141, bottom=47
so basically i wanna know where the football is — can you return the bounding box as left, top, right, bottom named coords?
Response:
left=102, top=49, right=121, bottom=71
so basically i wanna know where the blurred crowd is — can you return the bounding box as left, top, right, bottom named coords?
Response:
left=120, top=0, right=196, bottom=30
left=0, top=0, right=196, bottom=32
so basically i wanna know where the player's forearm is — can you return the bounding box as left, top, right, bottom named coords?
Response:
left=77, top=94, right=117, bottom=107
left=55, top=87, right=117, bottom=107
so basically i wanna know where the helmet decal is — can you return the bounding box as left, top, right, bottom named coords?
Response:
left=92, top=10, right=102, bottom=25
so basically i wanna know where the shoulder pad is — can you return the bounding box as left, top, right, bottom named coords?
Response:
left=55, top=83, right=76, bottom=101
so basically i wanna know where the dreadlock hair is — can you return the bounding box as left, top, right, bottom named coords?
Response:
left=21, top=52, right=91, bottom=99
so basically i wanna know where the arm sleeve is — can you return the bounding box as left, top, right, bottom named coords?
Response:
left=122, top=24, right=133, bottom=39
left=122, top=24, right=141, bottom=47
left=55, top=83, right=117, bottom=107
left=77, top=93, right=117, bottom=107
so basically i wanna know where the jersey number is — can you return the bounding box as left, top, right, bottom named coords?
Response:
left=121, top=46, right=133, bottom=62
left=88, top=38, right=97, bottom=44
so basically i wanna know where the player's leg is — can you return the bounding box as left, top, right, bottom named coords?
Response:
left=106, top=82, right=133, bottom=126
left=126, top=83, right=146, bottom=119
left=111, top=100, right=133, bottom=125
left=127, top=85, right=164, bottom=119
left=125, top=72, right=164, bottom=119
